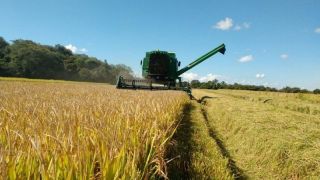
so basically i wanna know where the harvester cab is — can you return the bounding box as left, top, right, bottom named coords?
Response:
left=116, top=44, right=226, bottom=97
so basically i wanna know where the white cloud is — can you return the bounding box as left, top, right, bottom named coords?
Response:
left=181, top=72, right=221, bottom=82
left=213, top=18, right=250, bottom=31
left=315, top=27, right=320, bottom=33
left=199, top=73, right=221, bottom=82
left=65, top=44, right=87, bottom=53
left=256, top=73, right=265, bottom=79
left=214, top=17, right=233, bottom=30
left=280, top=54, right=288, bottom=59
left=240, top=80, right=249, bottom=84
left=79, top=48, right=87, bottom=53
left=181, top=72, right=199, bottom=82
left=234, top=22, right=250, bottom=31
left=239, top=55, right=254, bottom=63
left=65, top=44, right=77, bottom=53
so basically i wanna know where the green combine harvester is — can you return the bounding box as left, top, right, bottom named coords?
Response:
left=116, top=44, right=226, bottom=96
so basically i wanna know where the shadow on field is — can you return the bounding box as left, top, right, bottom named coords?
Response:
left=165, top=97, right=247, bottom=180
left=200, top=106, right=247, bottom=180
left=196, top=96, right=216, bottom=104
left=165, top=103, right=194, bottom=179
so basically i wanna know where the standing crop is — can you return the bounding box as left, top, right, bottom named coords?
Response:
left=0, top=80, right=188, bottom=179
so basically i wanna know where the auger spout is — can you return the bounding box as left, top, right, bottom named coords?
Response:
left=177, top=44, right=226, bottom=76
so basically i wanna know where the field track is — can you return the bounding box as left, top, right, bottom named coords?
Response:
left=185, top=89, right=320, bottom=179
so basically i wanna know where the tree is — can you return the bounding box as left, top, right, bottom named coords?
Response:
left=191, top=80, right=201, bottom=88
left=78, top=68, right=93, bottom=81
left=7, top=40, right=64, bottom=78
left=84, top=58, right=101, bottom=70
left=0, top=37, right=10, bottom=76
left=280, top=86, right=302, bottom=93
left=314, top=89, right=320, bottom=94
left=54, top=44, right=73, bottom=57
left=219, top=81, right=227, bottom=89
left=90, top=65, right=114, bottom=82
left=0, top=37, right=9, bottom=58
left=110, top=64, right=133, bottom=81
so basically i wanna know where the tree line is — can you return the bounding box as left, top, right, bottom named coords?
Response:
left=0, top=37, right=133, bottom=84
left=1, top=36, right=318, bottom=94
left=190, top=79, right=320, bottom=94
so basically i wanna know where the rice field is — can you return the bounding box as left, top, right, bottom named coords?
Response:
left=0, top=78, right=188, bottom=179
left=1, top=77, right=320, bottom=179
left=192, top=89, right=320, bottom=179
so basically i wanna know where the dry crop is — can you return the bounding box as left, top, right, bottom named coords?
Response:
left=193, top=89, right=320, bottom=179
left=0, top=79, right=188, bottom=179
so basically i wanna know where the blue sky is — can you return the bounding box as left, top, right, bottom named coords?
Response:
left=1, top=0, right=319, bottom=89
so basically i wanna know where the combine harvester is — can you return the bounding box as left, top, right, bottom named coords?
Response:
left=116, top=44, right=226, bottom=97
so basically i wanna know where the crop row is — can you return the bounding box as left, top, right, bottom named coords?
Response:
left=0, top=80, right=188, bottom=179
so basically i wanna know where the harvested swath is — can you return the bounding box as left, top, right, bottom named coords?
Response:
left=0, top=80, right=188, bottom=179
left=194, top=89, right=320, bottom=179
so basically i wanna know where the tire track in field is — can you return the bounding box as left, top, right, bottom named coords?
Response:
left=200, top=102, right=247, bottom=180
left=166, top=103, right=194, bottom=179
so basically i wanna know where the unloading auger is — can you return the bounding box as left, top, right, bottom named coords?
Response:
left=116, top=44, right=226, bottom=96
